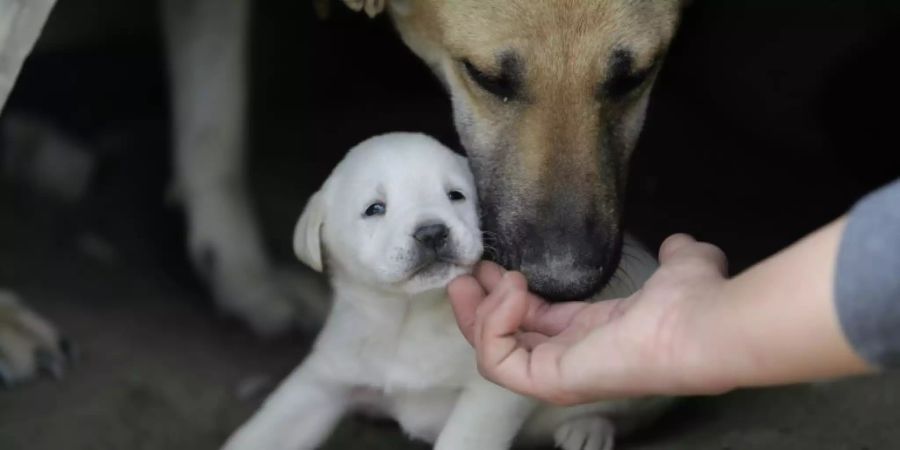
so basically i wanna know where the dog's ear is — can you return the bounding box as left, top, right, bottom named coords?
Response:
left=294, top=190, right=326, bottom=272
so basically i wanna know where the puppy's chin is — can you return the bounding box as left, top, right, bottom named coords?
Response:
left=399, top=262, right=471, bottom=295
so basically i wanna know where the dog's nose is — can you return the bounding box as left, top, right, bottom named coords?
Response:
left=413, top=223, right=449, bottom=251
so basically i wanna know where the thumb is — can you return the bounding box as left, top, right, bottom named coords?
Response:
left=659, top=234, right=728, bottom=276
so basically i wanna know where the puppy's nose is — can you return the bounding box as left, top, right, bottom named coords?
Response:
left=413, top=223, right=449, bottom=251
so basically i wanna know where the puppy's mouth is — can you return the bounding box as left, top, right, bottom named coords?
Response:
left=407, top=250, right=468, bottom=280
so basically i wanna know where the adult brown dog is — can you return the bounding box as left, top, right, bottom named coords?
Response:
left=345, top=0, right=684, bottom=300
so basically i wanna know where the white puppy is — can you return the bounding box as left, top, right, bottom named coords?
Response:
left=223, top=132, right=667, bottom=450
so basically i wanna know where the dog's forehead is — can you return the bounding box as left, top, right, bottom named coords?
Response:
left=424, top=0, right=680, bottom=70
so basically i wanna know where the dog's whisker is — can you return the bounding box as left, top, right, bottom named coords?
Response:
left=619, top=266, right=636, bottom=289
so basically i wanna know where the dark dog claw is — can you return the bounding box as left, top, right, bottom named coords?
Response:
left=35, top=349, right=65, bottom=380
left=59, top=337, right=78, bottom=362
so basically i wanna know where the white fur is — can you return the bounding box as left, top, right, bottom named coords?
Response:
left=224, top=132, right=667, bottom=450
left=0, top=0, right=67, bottom=385
left=0, top=0, right=56, bottom=112
left=161, top=0, right=328, bottom=335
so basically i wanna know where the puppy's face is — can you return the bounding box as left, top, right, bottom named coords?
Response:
left=295, top=133, right=482, bottom=295
left=387, top=0, right=682, bottom=300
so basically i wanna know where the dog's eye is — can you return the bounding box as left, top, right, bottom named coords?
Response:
left=363, top=202, right=386, bottom=217
left=448, top=190, right=466, bottom=201
left=604, top=70, right=650, bottom=100
left=601, top=50, right=655, bottom=100
left=463, top=59, right=519, bottom=102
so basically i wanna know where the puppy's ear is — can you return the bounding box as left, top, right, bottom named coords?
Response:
left=294, top=190, right=326, bottom=272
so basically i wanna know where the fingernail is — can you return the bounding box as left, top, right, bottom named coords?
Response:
left=59, top=338, right=79, bottom=362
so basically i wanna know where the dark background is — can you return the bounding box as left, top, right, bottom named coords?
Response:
left=0, top=1, right=899, bottom=449
left=7, top=0, right=900, bottom=270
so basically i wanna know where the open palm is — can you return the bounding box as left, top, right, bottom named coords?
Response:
left=448, top=234, right=731, bottom=405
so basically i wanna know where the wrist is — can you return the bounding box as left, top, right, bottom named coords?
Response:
left=692, top=275, right=780, bottom=395
left=695, top=218, right=874, bottom=391
left=668, top=276, right=741, bottom=396
left=696, top=277, right=760, bottom=393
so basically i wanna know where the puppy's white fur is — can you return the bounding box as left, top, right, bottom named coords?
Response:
left=223, top=132, right=666, bottom=450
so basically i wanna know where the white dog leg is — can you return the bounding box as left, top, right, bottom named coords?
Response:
left=160, top=0, right=325, bottom=335
left=434, top=377, right=538, bottom=450
left=0, top=0, right=66, bottom=386
left=0, top=0, right=56, bottom=111
left=222, top=358, right=350, bottom=450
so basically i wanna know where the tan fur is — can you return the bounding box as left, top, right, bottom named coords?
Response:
left=348, top=0, right=684, bottom=299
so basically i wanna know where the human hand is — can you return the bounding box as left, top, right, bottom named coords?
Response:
left=448, top=234, right=735, bottom=405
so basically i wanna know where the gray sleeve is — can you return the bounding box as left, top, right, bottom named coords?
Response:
left=835, top=179, right=900, bottom=368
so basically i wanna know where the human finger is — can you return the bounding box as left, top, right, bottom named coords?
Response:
left=473, top=260, right=507, bottom=293
left=448, top=275, right=487, bottom=345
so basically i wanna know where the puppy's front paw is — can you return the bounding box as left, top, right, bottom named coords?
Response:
left=554, top=416, right=616, bottom=450
left=343, top=0, right=386, bottom=18
left=0, top=290, right=72, bottom=387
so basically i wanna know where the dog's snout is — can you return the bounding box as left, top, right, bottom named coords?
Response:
left=413, top=223, right=449, bottom=251
left=512, top=226, right=623, bottom=302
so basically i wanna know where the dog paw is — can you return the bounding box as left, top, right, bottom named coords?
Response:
left=343, top=0, right=386, bottom=18
left=182, top=185, right=330, bottom=336
left=554, top=416, right=616, bottom=450
left=0, top=290, right=73, bottom=387
left=190, top=240, right=330, bottom=337
left=212, top=261, right=330, bottom=336
left=208, top=263, right=296, bottom=336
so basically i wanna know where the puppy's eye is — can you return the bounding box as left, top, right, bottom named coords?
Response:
left=363, top=202, right=386, bottom=217
left=463, top=59, right=519, bottom=102
left=448, top=190, right=466, bottom=201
